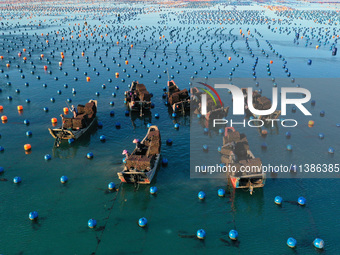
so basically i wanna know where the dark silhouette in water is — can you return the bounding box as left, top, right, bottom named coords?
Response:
left=220, top=238, right=240, bottom=247
left=284, top=200, right=300, bottom=206
left=0, top=178, right=8, bottom=181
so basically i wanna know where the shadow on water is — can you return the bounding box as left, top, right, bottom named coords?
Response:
left=129, top=111, right=152, bottom=129
left=51, top=125, right=98, bottom=159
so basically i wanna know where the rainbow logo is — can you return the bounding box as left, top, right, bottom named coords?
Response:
left=196, top=82, right=224, bottom=107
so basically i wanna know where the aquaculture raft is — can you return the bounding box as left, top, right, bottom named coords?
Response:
left=48, top=100, right=97, bottom=146
left=242, top=88, right=281, bottom=121
left=125, top=81, right=153, bottom=116
left=221, top=127, right=266, bottom=193
left=118, top=125, right=161, bottom=184
left=167, top=80, right=190, bottom=113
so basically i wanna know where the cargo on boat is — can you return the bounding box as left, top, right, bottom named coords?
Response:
left=242, top=88, right=281, bottom=121
left=221, top=127, right=265, bottom=194
left=48, top=100, right=97, bottom=147
left=167, top=80, right=190, bottom=113
left=191, top=86, right=229, bottom=121
left=125, top=81, right=153, bottom=115
left=118, top=125, right=161, bottom=184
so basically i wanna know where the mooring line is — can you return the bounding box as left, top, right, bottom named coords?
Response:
left=92, top=181, right=123, bottom=255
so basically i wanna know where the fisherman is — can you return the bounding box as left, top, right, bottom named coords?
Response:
left=133, top=139, right=144, bottom=152
left=122, top=150, right=130, bottom=159
left=71, top=105, right=78, bottom=118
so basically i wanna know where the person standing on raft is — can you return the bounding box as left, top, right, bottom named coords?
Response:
left=71, top=105, right=78, bottom=118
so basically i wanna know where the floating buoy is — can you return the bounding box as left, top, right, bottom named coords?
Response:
left=287, top=237, right=297, bottom=248
left=1, top=115, right=7, bottom=122
left=0, top=167, right=4, bottom=174
left=68, top=138, right=75, bottom=144
left=13, top=176, right=22, bottom=184
left=87, top=152, right=94, bottom=159
left=17, top=105, right=23, bottom=111
left=108, top=182, right=115, bottom=190
left=274, top=196, right=283, bottom=205
left=328, top=147, right=335, bottom=154
left=197, top=229, right=206, bottom=240
left=198, top=191, right=206, bottom=200
left=308, top=120, right=314, bottom=127
left=218, top=188, right=225, bottom=197
left=138, top=217, right=147, bottom=228
left=162, top=158, right=168, bottom=166
left=174, top=123, right=179, bottom=129
left=261, top=129, right=267, bottom=136
left=86, top=77, right=90, bottom=82
left=60, top=176, right=68, bottom=184
left=229, top=230, right=238, bottom=240
left=51, top=118, right=57, bottom=124
left=29, top=211, right=38, bottom=221
left=24, top=144, right=31, bottom=151
left=63, top=107, right=69, bottom=114
left=88, top=219, right=97, bottom=229
left=287, top=144, right=292, bottom=151
left=166, top=139, right=173, bottom=146
left=24, top=119, right=30, bottom=125
left=298, top=196, right=306, bottom=206
left=44, top=154, right=51, bottom=160
left=318, top=133, right=324, bottom=139
left=100, top=135, right=106, bottom=142
left=320, top=110, right=325, bottom=117
left=203, top=145, right=208, bottom=151
left=307, top=59, right=312, bottom=65
left=313, top=238, right=324, bottom=249
left=150, top=186, right=157, bottom=195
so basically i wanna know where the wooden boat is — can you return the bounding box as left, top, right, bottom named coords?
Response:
left=191, top=86, right=229, bottom=121
left=242, top=88, right=281, bottom=121
left=221, top=127, right=266, bottom=194
left=118, top=125, right=161, bottom=184
left=167, top=80, right=190, bottom=113
left=125, top=81, right=152, bottom=116
left=48, top=100, right=97, bottom=146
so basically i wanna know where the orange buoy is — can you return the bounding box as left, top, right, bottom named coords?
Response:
left=0, top=56, right=3, bottom=59
left=18, top=53, right=21, bottom=57
left=51, top=118, right=58, bottom=124
left=63, top=107, right=69, bottom=114
left=59, top=62, right=62, bottom=66
left=270, top=60, right=273, bottom=64
left=82, top=52, right=85, bottom=56
left=228, top=57, right=231, bottom=61
left=0, top=105, right=3, bottom=111
left=44, top=65, right=48, bottom=70
left=23, top=48, right=26, bottom=52
left=86, top=77, right=91, bottom=82
left=6, top=63, right=10, bottom=67
left=46, top=40, right=49, bottom=44
left=23, top=57, right=27, bottom=61
left=261, top=130, right=268, bottom=135
left=125, top=60, right=129, bottom=65
left=1, top=115, right=7, bottom=121
left=130, top=44, right=133, bottom=48
left=308, top=120, right=314, bottom=127
left=17, top=105, right=23, bottom=111
left=24, top=144, right=32, bottom=151
left=40, top=54, right=44, bottom=58
left=116, top=41, right=119, bottom=45
left=115, top=72, right=119, bottom=77
left=316, top=45, right=319, bottom=49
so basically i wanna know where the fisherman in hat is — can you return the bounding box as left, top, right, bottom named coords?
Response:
left=133, top=138, right=144, bottom=153
left=70, top=105, right=78, bottom=118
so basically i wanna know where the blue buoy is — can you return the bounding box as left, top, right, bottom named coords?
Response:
left=43, top=107, right=49, bottom=112
left=203, top=145, right=208, bottom=151
left=198, top=191, right=206, bottom=200
left=197, top=114, right=201, bottom=119
left=110, top=111, right=115, bottom=117
left=274, top=196, right=283, bottom=205
left=13, top=176, right=22, bottom=184
left=287, top=237, right=297, bottom=248
left=320, top=110, right=325, bottom=117
left=313, top=238, right=324, bottom=249
left=318, top=133, right=324, bottom=139
left=328, top=147, right=335, bottom=154
left=174, top=123, right=179, bottom=129
left=68, top=138, right=75, bottom=144
left=108, top=182, right=116, bottom=190
left=88, top=219, right=97, bottom=228
left=150, top=186, right=158, bottom=195
left=24, top=119, right=30, bottom=125
left=147, top=123, right=152, bottom=128
left=0, top=167, right=4, bottom=174
left=218, top=188, right=226, bottom=197
left=29, top=211, right=38, bottom=221
left=155, top=113, right=160, bottom=119
left=229, top=229, right=238, bottom=240
left=285, top=131, right=291, bottom=138
left=218, top=146, right=222, bottom=152
left=166, top=139, right=173, bottom=146
left=197, top=229, right=206, bottom=240
left=97, top=122, right=103, bottom=128
left=26, top=131, right=32, bottom=137
left=0, top=146, right=4, bottom=152
left=298, top=196, right=306, bottom=206
left=203, top=128, right=209, bottom=134
left=171, top=113, right=177, bottom=118
left=100, top=135, right=106, bottom=142
left=311, top=100, right=316, bottom=106
left=44, top=154, right=51, bottom=160
left=162, top=158, right=168, bottom=166
left=307, top=59, right=312, bottom=65
left=219, top=129, right=224, bottom=135
left=125, top=110, right=130, bottom=116
left=287, top=144, right=292, bottom=151
left=87, top=152, right=94, bottom=159
left=138, top=217, right=147, bottom=228
left=60, top=176, right=68, bottom=184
